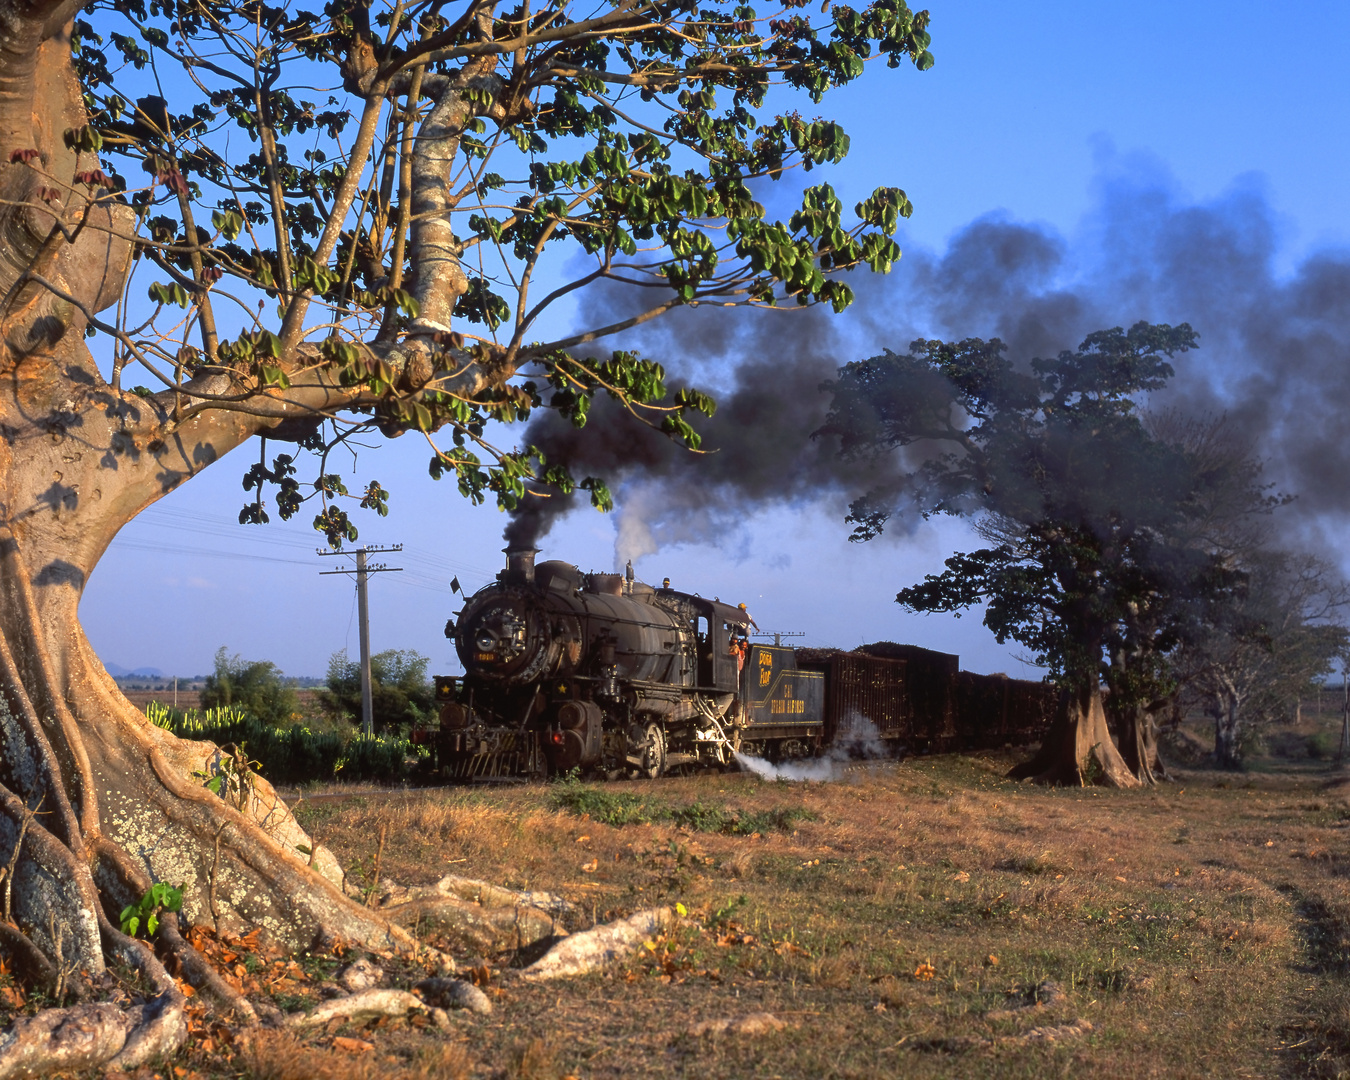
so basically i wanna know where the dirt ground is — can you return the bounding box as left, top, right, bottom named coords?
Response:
left=12, top=751, right=1350, bottom=1079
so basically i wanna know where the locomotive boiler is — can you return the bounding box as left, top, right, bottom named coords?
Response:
left=432, top=548, right=824, bottom=778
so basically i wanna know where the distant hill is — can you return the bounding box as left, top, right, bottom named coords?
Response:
left=101, top=662, right=322, bottom=686
left=104, top=664, right=167, bottom=678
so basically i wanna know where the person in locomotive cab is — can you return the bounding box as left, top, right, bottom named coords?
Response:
left=728, top=624, right=750, bottom=672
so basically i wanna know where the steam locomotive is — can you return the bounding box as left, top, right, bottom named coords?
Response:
left=429, top=548, right=1056, bottom=779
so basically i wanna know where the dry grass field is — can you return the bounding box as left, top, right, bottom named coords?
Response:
left=12, top=751, right=1350, bottom=1079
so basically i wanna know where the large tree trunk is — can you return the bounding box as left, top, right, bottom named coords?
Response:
left=1114, top=701, right=1171, bottom=784
left=0, top=11, right=438, bottom=1073
left=1008, top=682, right=1141, bottom=787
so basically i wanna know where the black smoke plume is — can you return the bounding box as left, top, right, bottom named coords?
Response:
left=503, top=298, right=905, bottom=561
left=507, top=152, right=1350, bottom=565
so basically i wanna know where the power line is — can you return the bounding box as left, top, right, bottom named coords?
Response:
left=111, top=541, right=315, bottom=567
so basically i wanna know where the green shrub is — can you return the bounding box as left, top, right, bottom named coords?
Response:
left=200, top=646, right=299, bottom=727
left=549, top=782, right=816, bottom=834
left=146, top=702, right=416, bottom=785
left=338, top=733, right=422, bottom=782
left=319, top=649, right=434, bottom=734
left=550, top=784, right=659, bottom=827
left=1306, top=730, right=1341, bottom=760
left=732, top=806, right=818, bottom=835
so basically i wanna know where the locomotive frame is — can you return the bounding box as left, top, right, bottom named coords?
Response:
left=432, top=548, right=824, bottom=779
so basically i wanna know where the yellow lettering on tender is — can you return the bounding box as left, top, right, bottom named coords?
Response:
left=759, top=652, right=773, bottom=667
left=759, top=669, right=771, bottom=686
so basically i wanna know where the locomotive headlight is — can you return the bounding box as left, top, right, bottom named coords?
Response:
left=475, top=629, right=498, bottom=652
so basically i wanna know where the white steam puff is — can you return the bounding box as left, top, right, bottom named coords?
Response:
left=732, top=713, right=888, bottom=782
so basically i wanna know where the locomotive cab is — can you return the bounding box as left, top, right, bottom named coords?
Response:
left=689, top=598, right=752, bottom=692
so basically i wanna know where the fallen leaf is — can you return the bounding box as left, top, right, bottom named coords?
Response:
left=581, top=859, right=598, bottom=873
left=575, top=835, right=591, bottom=843
left=332, top=1036, right=375, bottom=1053
left=914, top=962, right=936, bottom=981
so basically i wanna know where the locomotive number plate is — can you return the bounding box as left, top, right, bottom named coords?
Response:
left=476, top=652, right=496, bottom=662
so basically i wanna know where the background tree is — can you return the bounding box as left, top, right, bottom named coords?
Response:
left=0, top=0, right=934, bottom=1066
left=319, top=648, right=434, bottom=733
left=200, top=646, right=300, bottom=726
left=818, top=322, right=1205, bottom=786
left=1175, top=551, right=1350, bottom=768
left=1102, top=411, right=1286, bottom=781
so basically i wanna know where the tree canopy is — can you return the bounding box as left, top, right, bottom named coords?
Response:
left=68, top=0, right=934, bottom=542
left=818, top=322, right=1249, bottom=785
left=821, top=322, right=1203, bottom=673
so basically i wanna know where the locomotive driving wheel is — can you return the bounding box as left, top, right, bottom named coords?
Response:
left=629, top=721, right=666, bottom=779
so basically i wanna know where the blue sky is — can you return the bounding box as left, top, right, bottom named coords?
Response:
left=81, top=1, right=1350, bottom=678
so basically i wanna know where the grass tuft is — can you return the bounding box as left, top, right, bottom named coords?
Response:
left=549, top=783, right=815, bottom=834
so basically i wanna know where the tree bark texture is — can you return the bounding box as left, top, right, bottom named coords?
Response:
left=1008, top=683, right=1142, bottom=788
left=1211, top=693, right=1244, bottom=770
left=1113, top=702, right=1170, bottom=785
left=0, top=11, right=435, bottom=1073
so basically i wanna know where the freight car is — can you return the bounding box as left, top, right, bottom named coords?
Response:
left=428, top=549, right=1055, bottom=779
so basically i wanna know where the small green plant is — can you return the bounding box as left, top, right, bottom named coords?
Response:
left=145, top=701, right=173, bottom=729
left=120, top=882, right=183, bottom=938
left=193, top=743, right=261, bottom=810
left=550, top=785, right=659, bottom=827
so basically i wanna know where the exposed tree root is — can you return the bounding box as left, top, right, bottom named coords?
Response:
left=285, top=988, right=426, bottom=1030
left=414, top=977, right=493, bottom=1015
left=0, top=910, right=189, bottom=1078
left=0, top=999, right=178, bottom=1080
left=382, top=872, right=567, bottom=954
left=518, top=908, right=673, bottom=981
left=0, top=923, right=60, bottom=999
left=425, top=873, right=575, bottom=917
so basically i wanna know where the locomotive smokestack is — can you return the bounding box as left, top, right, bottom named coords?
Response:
left=503, top=546, right=538, bottom=585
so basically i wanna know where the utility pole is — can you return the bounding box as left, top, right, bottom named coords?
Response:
left=319, top=544, right=403, bottom=736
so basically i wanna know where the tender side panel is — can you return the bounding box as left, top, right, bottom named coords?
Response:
left=741, top=645, right=824, bottom=740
